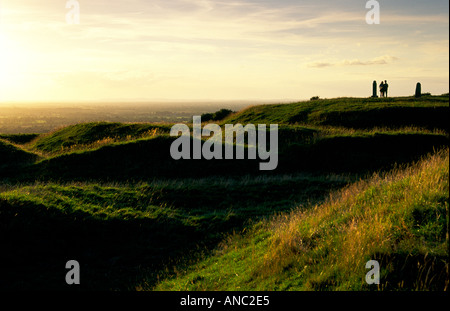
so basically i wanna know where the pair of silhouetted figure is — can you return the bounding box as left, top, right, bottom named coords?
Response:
left=379, top=80, right=389, bottom=97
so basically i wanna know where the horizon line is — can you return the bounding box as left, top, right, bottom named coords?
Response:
left=1, top=93, right=449, bottom=106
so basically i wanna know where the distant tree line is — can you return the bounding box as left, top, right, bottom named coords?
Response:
left=201, top=109, right=234, bottom=122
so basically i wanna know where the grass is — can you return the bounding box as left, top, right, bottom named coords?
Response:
left=4, top=123, right=447, bottom=182
left=224, top=95, right=449, bottom=131
left=0, top=134, right=40, bottom=145
left=0, top=95, right=448, bottom=291
left=29, top=122, right=172, bottom=156
left=0, top=139, right=39, bottom=172
left=152, top=149, right=449, bottom=291
left=0, top=173, right=348, bottom=290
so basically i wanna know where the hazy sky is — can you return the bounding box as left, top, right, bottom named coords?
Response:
left=0, top=0, right=448, bottom=102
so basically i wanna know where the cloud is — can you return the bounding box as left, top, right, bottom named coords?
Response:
left=308, top=55, right=399, bottom=68
left=307, top=62, right=333, bottom=68
left=343, top=56, right=399, bottom=66
left=1, top=0, right=447, bottom=101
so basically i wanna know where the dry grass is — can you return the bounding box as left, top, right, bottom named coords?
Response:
left=261, top=148, right=449, bottom=290
left=153, top=148, right=448, bottom=291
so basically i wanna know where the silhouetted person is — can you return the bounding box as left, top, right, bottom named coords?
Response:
left=379, top=81, right=385, bottom=97
left=383, top=80, right=389, bottom=97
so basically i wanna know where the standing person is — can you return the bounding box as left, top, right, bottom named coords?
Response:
left=384, top=80, right=389, bottom=97
left=379, top=81, right=385, bottom=97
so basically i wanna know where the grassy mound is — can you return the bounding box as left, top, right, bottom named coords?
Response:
left=31, top=122, right=172, bottom=155
left=225, top=95, right=449, bottom=131
left=1, top=96, right=448, bottom=291
left=2, top=96, right=445, bottom=182
left=0, top=174, right=347, bottom=290
left=0, top=139, right=39, bottom=173
left=153, top=149, right=449, bottom=291
left=18, top=128, right=444, bottom=181
left=26, top=135, right=265, bottom=181
left=0, top=134, right=40, bottom=145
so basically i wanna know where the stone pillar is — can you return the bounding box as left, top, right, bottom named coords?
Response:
left=415, top=83, right=422, bottom=98
left=372, top=81, right=378, bottom=97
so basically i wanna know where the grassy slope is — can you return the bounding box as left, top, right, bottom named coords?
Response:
left=153, top=149, right=449, bottom=291
left=0, top=139, right=39, bottom=172
left=30, top=122, right=172, bottom=155
left=1, top=95, right=448, bottom=290
left=0, top=174, right=347, bottom=290
left=6, top=130, right=445, bottom=182
left=224, top=95, right=449, bottom=130
left=4, top=97, right=448, bottom=181
left=0, top=134, right=40, bottom=145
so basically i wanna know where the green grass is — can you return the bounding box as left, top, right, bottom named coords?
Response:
left=0, top=139, right=39, bottom=172
left=0, top=134, right=40, bottom=145
left=4, top=123, right=447, bottom=182
left=0, top=173, right=348, bottom=290
left=1, top=95, right=444, bottom=182
left=1, top=95, right=448, bottom=291
left=152, top=149, right=449, bottom=291
left=28, top=122, right=172, bottom=156
left=224, top=95, right=449, bottom=131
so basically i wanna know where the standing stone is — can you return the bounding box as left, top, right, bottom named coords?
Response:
left=372, top=81, right=378, bottom=97
left=415, top=82, right=422, bottom=98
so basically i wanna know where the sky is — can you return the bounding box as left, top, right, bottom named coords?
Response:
left=0, top=0, right=448, bottom=103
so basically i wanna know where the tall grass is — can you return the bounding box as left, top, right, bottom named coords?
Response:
left=263, top=149, right=448, bottom=290
left=1, top=171, right=351, bottom=290
left=153, top=149, right=449, bottom=291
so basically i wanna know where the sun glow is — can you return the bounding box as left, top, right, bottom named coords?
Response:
left=0, top=32, right=33, bottom=100
left=0, top=0, right=448, bottom=102
left=0, top=33, right=14, bottom=86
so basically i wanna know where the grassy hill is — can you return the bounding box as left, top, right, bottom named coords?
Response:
left=4, top=128, right=446, bottom=182
left=224, top=95, right=449, bottom=131
left=0, top=173, right=348, bottom=290
left=30, top=122, right=172, bottom=155
left=0, top=95, right=448, bottom=290
left=152, top=149, right=449, bottom=291
left=3, top=96, right=448, bottom=182
left=0, top=139, right=39, bottom=174
left=0, top=134, right=40, bottom=145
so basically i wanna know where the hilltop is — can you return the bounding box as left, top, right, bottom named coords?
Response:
left=223, top=95, right=449, bottom=131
